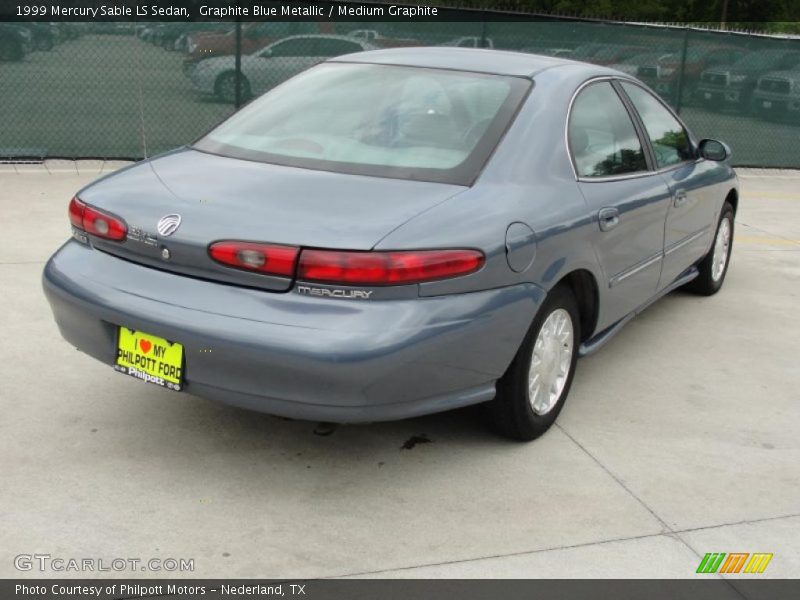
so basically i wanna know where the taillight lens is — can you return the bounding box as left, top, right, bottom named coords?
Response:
left=298, top=249, right=485, bottom=285
left=68, top=196, right=84, bottom=229
left=209, top=241, right=299, bottom=277
left=68, top=197, right=127, bottom=241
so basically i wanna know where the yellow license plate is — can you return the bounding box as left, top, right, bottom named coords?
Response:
left=115, top=327, right=184, bottom=391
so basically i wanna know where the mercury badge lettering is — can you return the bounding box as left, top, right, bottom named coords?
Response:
left=296, top=286, right=374, bottom=299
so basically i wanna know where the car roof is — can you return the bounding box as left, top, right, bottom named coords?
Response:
left=330, top=47, right=581, bottom=78
left=276, top=34, right=372, bottom=43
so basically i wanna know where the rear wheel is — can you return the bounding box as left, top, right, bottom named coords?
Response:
left=488, top=285, right=580, bottom=441
left=215, top=71, right=250, bottom=104
left=685, top=202, right=734, bottom=296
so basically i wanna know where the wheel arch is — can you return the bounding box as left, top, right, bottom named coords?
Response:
left=214, top=69, right=237, bottom=90
left=554, top=269, right=599, bottom=343
left=725, top=188, right=738, bottom=215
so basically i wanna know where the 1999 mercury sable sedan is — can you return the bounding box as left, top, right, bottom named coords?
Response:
left=43, top=48, right=737, bottom=440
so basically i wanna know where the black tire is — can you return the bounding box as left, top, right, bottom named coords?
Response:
left=488, top=284, right=581, bottom=441
left=685, top=202, right=734, bottom=296
left=215, top=72, right=250, bottom=104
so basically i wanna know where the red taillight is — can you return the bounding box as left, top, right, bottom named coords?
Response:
left=297, top=249, right=485, bottom=285
left=68, top=196, right=84, bottom=229
left=68, top=196, right=127, bottom=241
left=209, top=241, right=299, bottom=277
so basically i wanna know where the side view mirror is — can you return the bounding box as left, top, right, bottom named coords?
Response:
left=698, top=139, right=731, bottom=162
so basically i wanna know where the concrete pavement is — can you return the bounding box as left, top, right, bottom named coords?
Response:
left=0, top=162, right=798, bottom=579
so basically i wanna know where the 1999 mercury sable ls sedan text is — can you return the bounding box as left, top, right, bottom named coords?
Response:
left=43, top=48, right=737, bottom=440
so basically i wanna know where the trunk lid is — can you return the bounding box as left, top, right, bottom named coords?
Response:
left=78, top=148, right=465, bottom=291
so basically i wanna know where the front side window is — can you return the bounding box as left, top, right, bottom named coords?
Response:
left=621, top=82, right=693, bottom=169
left=568, top=81, right=648, bottom=178
left=193, top=63, right=530, bottom=185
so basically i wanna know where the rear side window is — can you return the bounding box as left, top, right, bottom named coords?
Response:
left=568, top=81, right=648, bottom=178
left=621, top=82, right=694, bottom=169
left=267, top=39, right=309, bottom=57
left=314, top=39, right=363, bottom=56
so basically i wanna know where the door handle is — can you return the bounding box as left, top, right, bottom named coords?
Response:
left=598, top=207, right=620, bottom=232
left=674, top=191, right=688, bottom=207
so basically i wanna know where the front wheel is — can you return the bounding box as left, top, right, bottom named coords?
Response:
left=488, top=285, right=581, bottom=441
left=685, top=202, right=734, bottom=296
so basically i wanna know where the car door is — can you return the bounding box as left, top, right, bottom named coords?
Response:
left=569, top=80, right=672, bottom=324
left=618, top=81, right=715, bottom=289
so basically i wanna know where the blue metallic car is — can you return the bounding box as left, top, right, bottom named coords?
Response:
left=43, top=48, right=738, bottom=440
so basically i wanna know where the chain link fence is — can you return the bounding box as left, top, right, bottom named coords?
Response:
left=1, top=12, right=799, bottom=166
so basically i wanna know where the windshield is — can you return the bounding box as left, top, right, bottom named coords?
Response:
left=193, top=62, right=530, bottom=185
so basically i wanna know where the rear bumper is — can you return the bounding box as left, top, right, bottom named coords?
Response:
left=43, top=241, right=544, bottom=423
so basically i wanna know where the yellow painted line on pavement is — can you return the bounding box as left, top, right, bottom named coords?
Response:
left=742, top=191, right=800, bottom=200
left=736, top=235, right=800, bottom=246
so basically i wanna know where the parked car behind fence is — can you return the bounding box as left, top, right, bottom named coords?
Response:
left=696, top=49, right=800, bottom=112
left=752, top=65, right=800, bottom=121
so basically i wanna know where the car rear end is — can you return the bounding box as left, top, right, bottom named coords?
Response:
left=44, top=231, right=537, bottom=421
left=42, top=58, right=544, bottom=422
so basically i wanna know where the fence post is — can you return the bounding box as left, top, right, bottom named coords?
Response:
left=480, top=10, right=488, bottom=49
left=234, top=20, right=242, bottom=109
left=674, top=26, right=690, bottom=114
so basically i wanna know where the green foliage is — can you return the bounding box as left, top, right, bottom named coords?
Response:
left=421, top=0, right=800, bottom=26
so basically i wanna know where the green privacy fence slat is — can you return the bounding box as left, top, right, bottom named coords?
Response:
left=1, top=17, right=798, bottom=167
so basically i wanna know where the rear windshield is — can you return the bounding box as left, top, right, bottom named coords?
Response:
left=193, top=62, right=530, bottom=185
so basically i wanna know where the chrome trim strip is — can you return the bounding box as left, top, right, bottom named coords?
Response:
left=609, top=252, right=663, bottom=288
left=664, top=226, right=710, bottom=256
left=566, top=75, right=688, bottom=183
left=616, top=79, right=700, bottom=149
left=577, top=170, right=654, bottom=183
left=567, top=77, right=700, bottom=182
left=565, top=76, right=642, bottom=182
